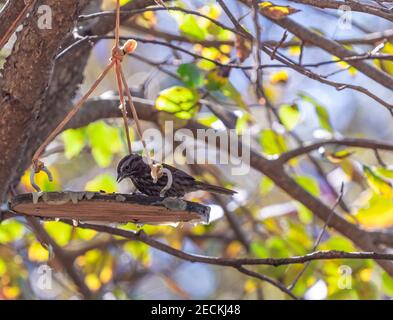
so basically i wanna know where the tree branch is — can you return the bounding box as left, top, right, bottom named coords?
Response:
left=278, top=138, right=393, bottom=163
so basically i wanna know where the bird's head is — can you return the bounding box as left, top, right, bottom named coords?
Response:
left=116, top=153, right=145, bottom=183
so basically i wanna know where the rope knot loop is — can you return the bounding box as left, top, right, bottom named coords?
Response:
left=111, top=46, right=124, bottom=63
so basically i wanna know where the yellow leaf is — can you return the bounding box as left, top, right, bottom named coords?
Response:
left=356, top=192, right=393, bottom=228
left=363, top=165, right=393, bottom=198
left=270, top=70, right=289, bottom=85
left=99, top=266, right=113, bottom=284
left=374, top=42, right=393, bottom=75
left=259, top=1, right=300, bottom=20
left=3, top=286, right=20, bottom=299
left=325, top=149, right=355, bottom=163
left=226, top=241, right=243, bottom=258
left=332, top=56, right=358, bottom=76
left=28, top=241, right=48, bottom=262
left=85, top=273, right=101, bottom=291
left=289, top=45, right=301, bottom=56
left=359, top=268, right=373, bottom=282
left=244, top=279, right=257, bottom=293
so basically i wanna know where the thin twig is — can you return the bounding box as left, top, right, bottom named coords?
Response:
left=288, top=183, right=345, bottom=291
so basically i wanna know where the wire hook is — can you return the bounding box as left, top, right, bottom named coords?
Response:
left=30, top=162, right=53, bottom=192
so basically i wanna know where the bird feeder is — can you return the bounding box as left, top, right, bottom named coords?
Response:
left=9, top=192, right=210, bottom=226
left=6, top=1, right=212, bottom=227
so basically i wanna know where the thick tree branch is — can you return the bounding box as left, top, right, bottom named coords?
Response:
left=290, top=0, right=393, bottom=22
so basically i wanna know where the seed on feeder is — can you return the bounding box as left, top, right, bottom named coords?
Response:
left=42, top=193, right=70, bottom=205
left=85, top=192, right=95, bottom=200
left=162, top=197, right=187, bottom=211
left=116, top=195, right=126, bottom=202
left=69, top=192, right=79, bottom=204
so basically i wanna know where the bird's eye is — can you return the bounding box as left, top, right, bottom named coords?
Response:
left=125, top=165, right=130, bottom=170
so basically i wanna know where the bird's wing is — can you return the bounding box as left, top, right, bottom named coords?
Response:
left=162, top=163, right=195, bottom=181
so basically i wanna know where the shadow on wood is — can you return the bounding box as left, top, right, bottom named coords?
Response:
left=8, top=192, right=210, bottom=225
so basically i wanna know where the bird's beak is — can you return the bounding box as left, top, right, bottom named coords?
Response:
left=116, top=173, right=125, bottom=183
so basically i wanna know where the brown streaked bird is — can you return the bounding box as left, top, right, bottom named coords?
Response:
left=117, top=154, right=236, bottom=197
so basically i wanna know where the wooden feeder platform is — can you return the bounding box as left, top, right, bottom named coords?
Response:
left=8, top=192, right=210, bottom=226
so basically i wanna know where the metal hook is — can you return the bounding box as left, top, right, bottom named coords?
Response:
left=30, top=165, right=53, bottom=192
left=160, top=168, right=173, bottom=198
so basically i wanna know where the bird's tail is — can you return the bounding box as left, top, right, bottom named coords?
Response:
left=195, top=182, right=237, bottom=196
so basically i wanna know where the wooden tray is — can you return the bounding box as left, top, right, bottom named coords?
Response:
left=9, top=192, right=210, bottom=225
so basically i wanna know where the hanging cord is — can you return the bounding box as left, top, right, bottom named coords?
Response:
left=112, top=0, right=132, bottom=154
left=29, top=0, right=164, bottom=191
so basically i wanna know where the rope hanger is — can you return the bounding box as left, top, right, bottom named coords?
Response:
left=30, top=0, right=171, bottom=194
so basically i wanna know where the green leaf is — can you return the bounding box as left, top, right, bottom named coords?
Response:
left=374, top=167, right=393, bottom=179
left=62, top=128, right=86, bottom=159
left=171, top=11, right=207, bottom=41
left=250, top=242, right=269, bottom=258
left=235, top=112, right=251, bottom=134
left=297, top=205, right=313, bottom=224
left=156, top=86, right=199, bottom=120
left=294, top=175, right=320, bottom=196
left=0, top=259, right=6, bottom=276
left=265, top=236, right=290, bottom=258
left=181, top=15, right=207, bottom=40
left=363, top=165, right=393, bottom=198
left=86, top=122, right=122, bottom=168
left=320, top=235, right=355, bottom=251
left=260, top=176, right=274, bottom=195
left=259, top=129, right=287, bottom=155
left=293, top=175, right=320, bottom=224
left=299, top=93, right=332, bottom=132
left=197, top=114, right=219, bottom=127
left=278, top=103, right=300, bottom=130
left=382, top=272, right=393, bottom=297
left=177, top=63, right=204, bottom=88
left=85, top=174, right=118, bottom=193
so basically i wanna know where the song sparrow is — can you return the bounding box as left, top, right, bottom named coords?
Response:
left=117, top=154, right=236, bottom=197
